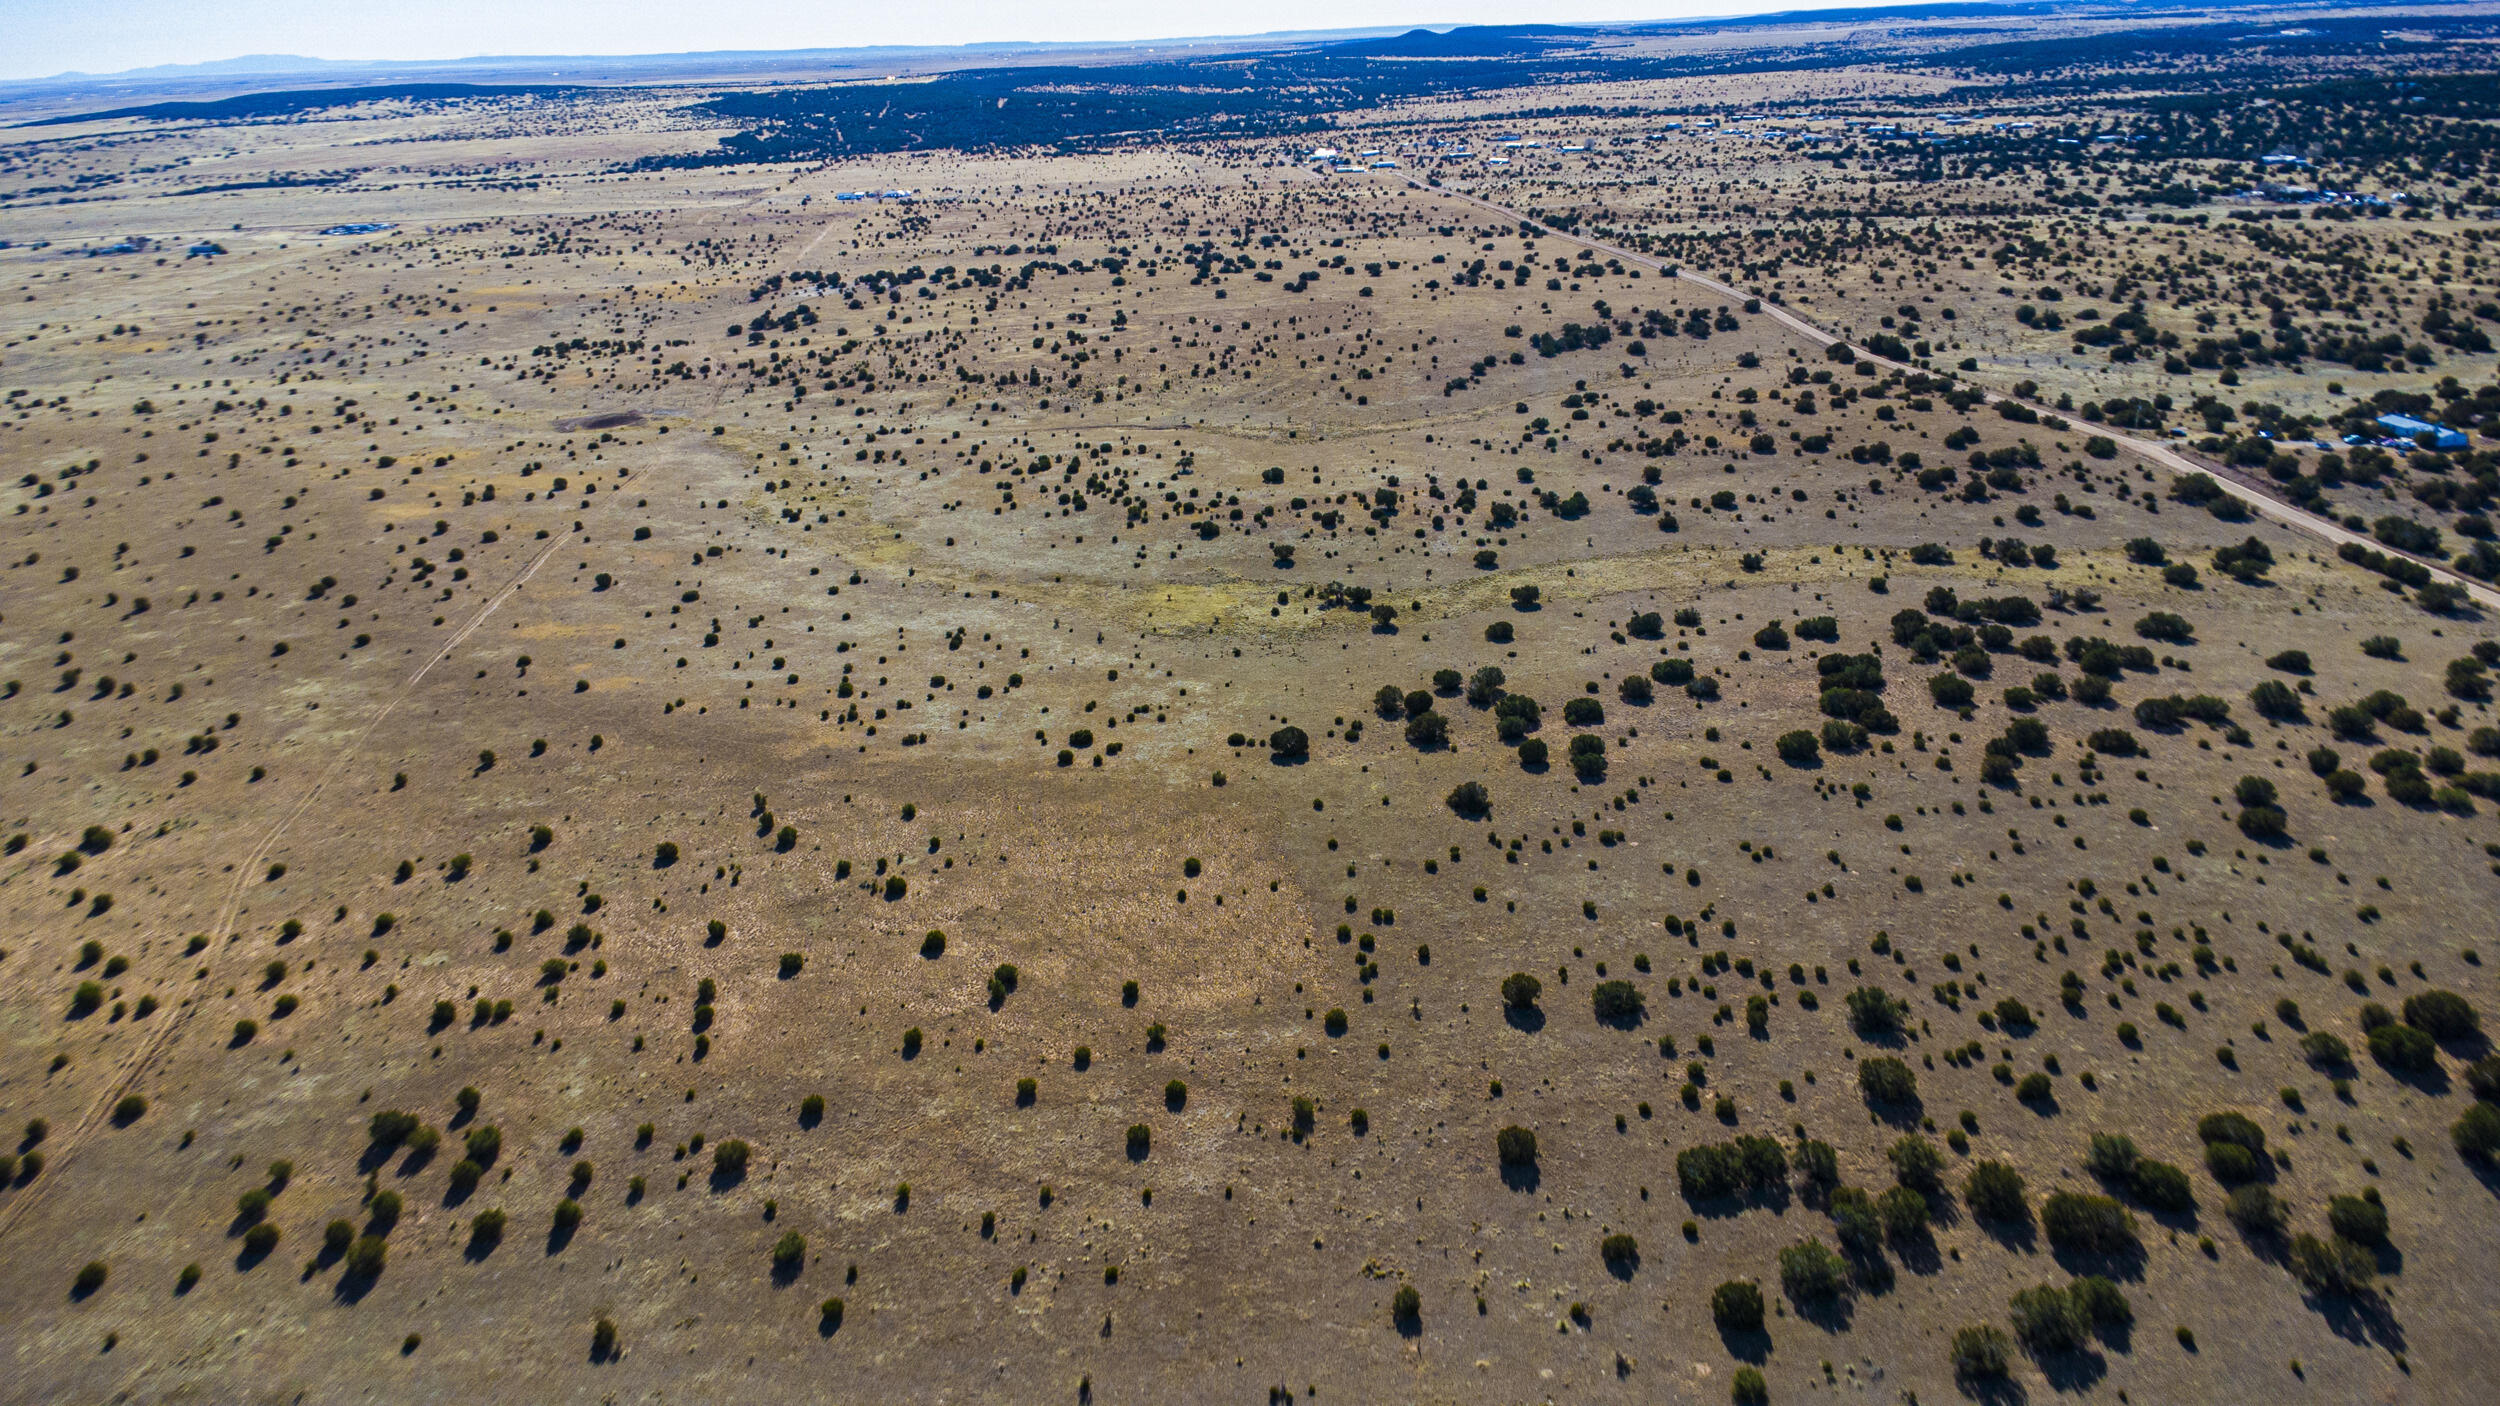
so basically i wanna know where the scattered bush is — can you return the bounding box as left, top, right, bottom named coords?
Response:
left=2010, top=1284, right=2085, bottom=1352
left=2041, top=1192, right=2137, bottom=1254
left=1965, top=1161, right=2029, bottom=1221
left=1845, top=985, right=1903, bottom=1036
left=2452, top=1101, right=2500, bottom=1159
left=2289, top=1232, right=2375, bottom=1294
left=1778, top=1237, right=1848, bottom=1301
left=2326, top=1194, right=2389, bottom=1246
left=1951, top=1323, right=2013, bottom=1378
left=2403, top=989, right=2480, bottom=1040
left=2130, top=1159, right=2195, bottom=1213
left=1496, top=1126, right=1538, bottom=1168
left=2225, top=1184, right=2286, bottom=1235
left=1858, top=1055, right=1918, bottom=1106
left=1710, top=1279, right=1765, bottom=1332
left=772, top=1230, right=806, bottom=1270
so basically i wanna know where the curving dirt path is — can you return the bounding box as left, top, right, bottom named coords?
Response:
left=1416, top=180, right=2500, bottom=611
left=0, top=529, right=576, bottom=1244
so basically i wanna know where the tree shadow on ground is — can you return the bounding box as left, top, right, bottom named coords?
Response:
left=2309, top=1288, right=2408, bottom=1354
left=2035, top=1346, right=2108, bottom=1393
left=1717, top=1325, right=1770, bottom=1365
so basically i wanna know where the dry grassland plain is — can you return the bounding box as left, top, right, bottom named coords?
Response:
left=3, top=15, right=2500, bottom=1403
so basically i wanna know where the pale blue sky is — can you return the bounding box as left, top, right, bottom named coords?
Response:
left=6, top=1, right=1904, bottom=82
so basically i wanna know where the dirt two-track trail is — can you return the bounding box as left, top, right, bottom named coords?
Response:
left=1419, top=179, right=2500, bottom=611
left=0, top=528, right=575, bottom=1245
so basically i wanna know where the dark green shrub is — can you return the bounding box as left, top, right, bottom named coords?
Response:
left=1878, top=1185, right=1930, bottom=1237
left=1778, top=1237, right=1847, bottom=1301
left=1732, top=1365, right=1768, bottom=1405
left=2289, top=1232, right=2374, bottom=1294
left=1858, top=1055, right=1917, bottom=1106
left=344, top=1235, right=388, bottom=1277
left=773, top=1230, right=806, bottom=1270
left=2083, top=1133, right=2139, bottom=1181
left=1845, top=985, right=1903, bottom=1035
left=469, top=1208, right=506, bottom=1249
left=2041, top=1192, right=2136, bottom=1253
left=1591, top=979, right=1642, bottom=1022
left=1496, top=1126, right=1538, bottom=1167
left=1888, top=1134, right=1944, bottom=1191
left=1710, top=1279, right=1765, bottom=1332
left=368, top=1109, right=419, bottom=1149
left=2404, top=989, right=2480, bottom=1040
left=1677, top=1143, right=1743, bottom=1200
left=2204, top=1142, right=2262, bottom=1184
left=2452, top=1101, right=2500, bottom=1158
left=1600, top=1232, right=1639, bottom=1268
left=1965, top=1161, right=2028, bottom=1221
left=241, top=1222, right=281, bottom=1258
left=2367, top=1021, right=2437, bottom=1071
left=1776, top=729, right=1820, bottom=764
left=551, top=1198, right=582, bottom=1233
left=2326, top=1194, right=2389, bottom=1246
left=1391, top=1283, right=1421, bottom=1325
left=1951, top=1324, right=2012, bottom=1378
left=1501, top=973, right=1542, bottom=1011
left=2070, top=1275, right=2131, bottom=1328
left=2225, top=1184, right=2286, bottom=1235
left=591, top=1317, right=618, bottom=1358
left=2130, top=1159, right=2195, bottom=1212
left=1794, top=1138, right=1839, bottom=1191
left=2010, top=1284, right=2085, bottom=1352
left=712, top=1139, right=750, bottom=1179
left=72, top=1261, right=107, bottom=1296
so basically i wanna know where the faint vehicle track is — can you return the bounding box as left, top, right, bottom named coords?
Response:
left=0, top=528, right=574, bottom=1244
left=1416, top=179, right=2500, bottom=611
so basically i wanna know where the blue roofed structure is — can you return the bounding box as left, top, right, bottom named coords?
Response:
left=2376, top=413, right=2467, bottom=449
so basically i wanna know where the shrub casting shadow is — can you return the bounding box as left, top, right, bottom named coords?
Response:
left=2307, top=1286, right=2407, bottom=1354
left=2035, top=1347, right=2109, bottom=1393
left=334, top=1264, right=381, bottom=1304
left=1788, top=1290, right=1855, bottom=1333
left=1955, top=1370, right=2029, bottom=1405
left=1717, top=1325, right=1771, bottom=1365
